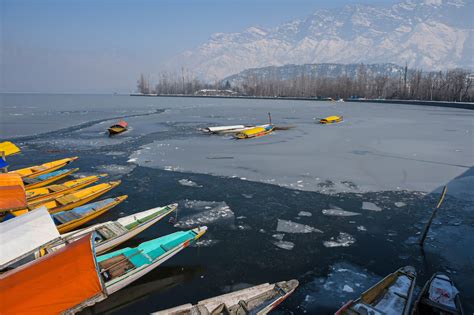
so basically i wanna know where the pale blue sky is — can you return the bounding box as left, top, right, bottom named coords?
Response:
left=1, top=0, right=398, bottom=93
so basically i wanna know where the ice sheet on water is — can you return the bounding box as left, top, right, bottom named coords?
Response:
left=394, top=202, right=407, bottom=207
left=298, top=262, right=382, bottom=312
left=178, top=179, right=202, bottom=187
left=276, top=219, right=323, bottom=234
left=362, top=201, right=382, bottom=211
left=273, top=240, right=295, bottom=250
left=95, top=164, right=136, bottom=178
left=323, top=232, right=356, bottom=248
left=298, top=211, right=312, bottom=217
left=272, top=233, right=285, bottom=241
left=322, top=208, right=361, bottom=217
left=174, top=200, right=235, bottom=229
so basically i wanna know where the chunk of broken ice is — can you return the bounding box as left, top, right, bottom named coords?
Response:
left=362, top=202, right=382, bottom=211
left=298, top=211, right=312, bottom=217
left=394, top=202, right=407, bottom=208
left=322, top=209, right=361, bottom=217
left=276, top=219, right=323, bottom=234
left=175, top=201, right=234, bottom=228
left=323, top=232, right=356, bottom=248
left=178, top=179, right=202, bottom=187
left=273, top=241, right=295, bottom=250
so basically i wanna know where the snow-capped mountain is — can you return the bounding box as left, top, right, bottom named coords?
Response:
left=170, top=0, right=473, bottom=80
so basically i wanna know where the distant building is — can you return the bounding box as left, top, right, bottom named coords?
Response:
left=194, top=89, right=238, bottom=96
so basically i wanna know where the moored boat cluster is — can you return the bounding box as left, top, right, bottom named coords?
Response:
left=0, top=137, right=466, bottom=314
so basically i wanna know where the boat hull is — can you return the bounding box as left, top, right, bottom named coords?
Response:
left=12, top=157, right=78, bottom=179
left=24, top=168, right=79, bottom=189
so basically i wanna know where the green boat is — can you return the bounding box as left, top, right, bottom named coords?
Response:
left=97, top=226, right=207, bottom=295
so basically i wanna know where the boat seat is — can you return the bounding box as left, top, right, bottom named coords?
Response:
left=53, top=211, right=82, bottom=224
left=23, top=177, right=39, bottom=184
left=31, top=166, right=48, bottom=172
left=99, top=254, right=134, bottom=281
left=56, top=194, right=81, bottom=205
left=48, top=185, right=65, bottom=192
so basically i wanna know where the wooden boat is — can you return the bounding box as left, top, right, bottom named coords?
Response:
left=335, top=266, right=416, bottom=315
left=43, top=203, right=178, bottom=255
left=28, top=180, right=120, bottom=214
left=153, top=279, right=299, bottom=315
left=52, top=196, right=128, bottom=233
left=23, top=167, right=79, bottom=189
left=0, top=228, right=206, bottom=314
left=108, top=120, right=128, bottom=135
left=411, top=273, right=464, bottom=315
left=0, top=173, right=28, bottom=222
left=26, top=173, right=107, bottom=203
left=319, top=115, right=343, bottom=124
left=96, top=226, right=207, bottom=294
left=201, top=125, right=254, bottom=134
left=0, top=141, right=20, bottom=157
left=234, top=124, right=274, bottom=139
left=10, top=156, right=78, bottom=179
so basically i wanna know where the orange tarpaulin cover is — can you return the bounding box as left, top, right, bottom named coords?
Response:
left=0, top=234, right=106, bottom=314
left=0, top=173, right=27, bottom=212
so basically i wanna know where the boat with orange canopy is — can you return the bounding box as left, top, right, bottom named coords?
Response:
left=0, top=173, right=29, bottom=219
left=0, top=227, right=207, bottom=313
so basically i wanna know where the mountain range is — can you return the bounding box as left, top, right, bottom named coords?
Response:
left=170, top=0, right=473, bottom=80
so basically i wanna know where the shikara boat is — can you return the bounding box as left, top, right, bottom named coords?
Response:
left=108, top=120, right=128, bottom=135
left=10, top=156, right=78, bottom=179
left=335, top=266, right=416, bottom=315
left=28, top=180, right=121, bottom=214
left=153, top=279, right=299, bottom=315
left=0, top=228, right=206, bottom=314
left=26, top=173, right=107, bottom=203
left=234, top=124, right=274, bottom=139
left=0, top=207, right=60, bottom=270
left=23, top=167, right=79, bottom=189
left=44, top=203, right=178, bottom=255
left=52, top=195, right=128, bottom=233
left=97, top=226, right=207, bottom=294
left=412, top=273, right=464, bottom=315
left=319, top=115, right=343, bottom=124
left=0, top=141, right=20, bottom=157
left=201, top=125, right=254, bottom=134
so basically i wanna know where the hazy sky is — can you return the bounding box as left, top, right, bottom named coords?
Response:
left=1, top=0, right=398, bottom=93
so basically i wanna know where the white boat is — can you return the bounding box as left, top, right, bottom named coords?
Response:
left=0, top=206, right=60, bottom=270
left=200, top=125, right=254, bottom=134
left=153, top=279, right=299, bottom=315
left=43, top=203, right=178, bottom=255
left=336, top=266, right=417, bottom=315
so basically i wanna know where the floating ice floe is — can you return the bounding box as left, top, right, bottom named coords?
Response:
left=362, top=202, right=382, bottom=211
left=273, top=240, right=295, bottom=250
left=127, top=157, right=137, bottom=163
left=192, top=239, right=220, bottom=247
left=394, top=202, right=407, bottom=207
left=95, top=164, right=136, bottom=177
left=174, top=200, right=235, bottom=229
left=322, top=208, right=361, bottom=217
left=323, top=232, right=356, bottom=248
left=357, top=226, right=367, bottom=232
left=276, top=219, right=323, bottom=234
left=297, top=262, right=382, bottom=312
left=242, top=194, right=253, bottom=199
left=272, top=233, right=285, bottom=241
left=178, top=179, right=202, bottom=187
left=298, top=211, right=312, bottom=217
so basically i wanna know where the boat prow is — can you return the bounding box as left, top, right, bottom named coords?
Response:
left=108, top=120, right=128, bottom=135
left=412, top=273, right=464, bottom=315
left=153, top=279, right=299, bottom=314
left=336, top=266, right=416, bottom=315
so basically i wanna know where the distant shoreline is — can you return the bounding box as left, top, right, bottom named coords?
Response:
left=130, top=93, right=474, bottom=110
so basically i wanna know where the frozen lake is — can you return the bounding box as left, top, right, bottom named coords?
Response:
left=1, top=93, right=473, bottom=314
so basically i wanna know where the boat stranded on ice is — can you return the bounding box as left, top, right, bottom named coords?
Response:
left=108, top=120, right=129, bottom=135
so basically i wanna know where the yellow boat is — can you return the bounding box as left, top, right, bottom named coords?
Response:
left=23, top=168, right=79, bottom=190
left=0, top=141, right=21, bottom=157
left=319, top=115, right=343, bottom=124
left=26, top=174, right=108, bottom=203
left=28, top=181, right=121, bottom=214
left=11, top=157, right=78, bottom=179
left=53, top=195, right=128, bottom=233
left=234, top=124, right=274, bottom=139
